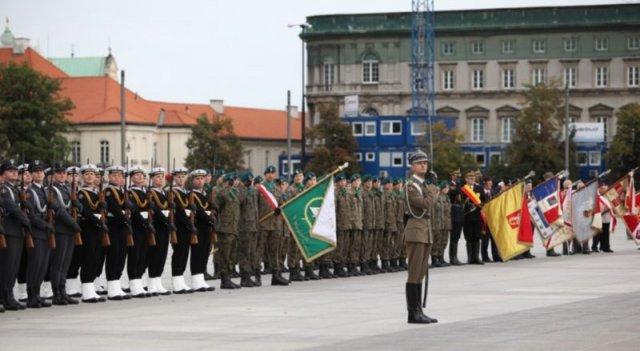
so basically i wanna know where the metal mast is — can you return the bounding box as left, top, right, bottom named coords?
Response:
left=411, top=0, right=435, bottom=161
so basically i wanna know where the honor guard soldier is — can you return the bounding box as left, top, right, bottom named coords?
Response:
left=393, top=178, right=408, bottom=271
left=49, top=163, right=83, bottom=305
left=0, top=160, right=32, bottom=311
left=237, top=172, right=260, bottom=287
left=76, top=164, right=108, bottom=302
left=460, top=170, right=485, bottom=265
left=333, top=173, right=350, bottom=278
left=431, top=182, right=452, bottom=267
left=381, top=178, right=397, bottom=272
left=24, top=161, right=54, bottom=308
left=216, top=172, right=242, bottom=289
left=189, top=169, right=216, bottom=292
left=404, top=150, right=438, bottom=324
left=348, top=174, right=363, bottom=276
left=370, top=177, right=385, bottom=274
left=285, top=170, right=305, bottom=281
left=251, top=175, right=265, bottom=285
left=360, top=175, right=375, bottom=276
left=16, top=164, right=32, bottom=303
left=127, top=166, right=154, bottom=298
left=170, top=167, right=198, bottom=294
left=147, top=167, right=172, bottom=295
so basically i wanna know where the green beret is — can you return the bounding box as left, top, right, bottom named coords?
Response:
left=264, top=165, right=277, bottom=175
left=362, top=174, right=372, bottom=182
left=335, top=173, right=346, bottom=181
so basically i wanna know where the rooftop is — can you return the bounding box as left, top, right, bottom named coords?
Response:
left=302, top=4, right=640, bottom=39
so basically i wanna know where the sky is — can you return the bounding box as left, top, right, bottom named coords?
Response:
left=0, top=0, right=630, bottom=110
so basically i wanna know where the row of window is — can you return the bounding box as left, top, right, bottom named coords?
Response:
left=71, top=140, right=111, bottom=164
left=354, top=151, right=406, bottom=168
left=441, top=65, right=640, bottom=91
left=441, top=36, right=640, bottom=56
left=463, top=150, right=602, bottom=168
left=352, top=120, right=403, bottom=136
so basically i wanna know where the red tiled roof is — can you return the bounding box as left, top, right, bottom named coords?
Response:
left=0, top=47, right=301, bottom=141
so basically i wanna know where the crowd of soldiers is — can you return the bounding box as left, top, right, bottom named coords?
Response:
left=0, top=156, right=618, bottom=313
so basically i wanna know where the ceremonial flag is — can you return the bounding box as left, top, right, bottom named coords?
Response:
left=592, top=193, right=617, bottom=232
left=571, top=181, right=599, bottom=242
left=461, top=184, right=482, bottom=206
left=528, top=177, right=572, bottom=249
left=256, top=183, right=279, bottom=210
left=281, top=174, right=338, bottom=262
left=481, top=182, right=532, bottom=261
left=602, top=174, right=630, bottom=217
left=621, top=171, right=640, bottom=244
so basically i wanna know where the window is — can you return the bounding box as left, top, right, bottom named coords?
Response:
left=472, top=69, right=484, bottom=90
left=381, top=121, right=402, bottom=135
left=501, top=117, right=515, bottom=143
left=323, top=63, right=335, bottom=91
left=471, top=41, right=484, bottom=55
left=563, top=67, right=577, bottom=88
left=365, top=152, right=375, bottom=162
left=99, top=140, right=109, bottom=164
left=471, top=118, right=485, bottom=143
left=589, top=151, right=601, bottom=166
left=442, top=42, right=455, bottom=56
left=532, top=39, right=546, bottom=53
left=595, top=66, right=608, bottom=87
left=629, top=37, right=640, bottom=50
left=355, top=153, right=362, bottom=162
left=364, top=122, right=376, bottom=136
left=490, top=152, right=502, bottom=166
left=71, top=141, right=81, bottom=164
left=628, top=66, right=639, bottom=87
left=352, top=122, right=363, bottom=136
left=576, top=151, right=588, bottom=166
left=362, top=56, right=379, bottom=84
left=282, top=160, right=301, bottom=176
left=442, top=70, right=454, bottom=90
left=379, top=152, right=391, bottom=167
left=594, top=116, right=608, bottom=141
left=502, top=40, right=514, bottom=54
left=391, top=152, right=404, bottom=167
left=532, top=68, right=546, bottom=85
left=594, top=37, right=608, bottom=51
left=411, top=120, right=426, bottom=136
left=475, top=153, right=486, bottom=167
left=502, top=69, right=515, bottom=89
left=564, top=38, right=577, bottom=52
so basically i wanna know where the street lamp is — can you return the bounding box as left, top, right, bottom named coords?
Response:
left=288, top=23, right=312, bottom=169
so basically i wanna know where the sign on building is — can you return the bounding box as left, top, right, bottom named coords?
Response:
left=344, top=95, right=359, bottom=117
left=570, top=122, right=605, bottom=142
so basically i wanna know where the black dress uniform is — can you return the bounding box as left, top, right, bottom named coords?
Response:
left=148, top=170, right=172, bottom=295
left=190, top=169, right=216, bottom=292
left=448, top=179, right=464, bottom=266
left=50, top=170, right=83, bottom=305
left=0, top=160, right=31, bottom=310
left=25, top=166, right=54, bottom=308
left=127, top=182, right=154, bottom=298
left=460, top=176, right=486, bottom=265
left=170, top=183, right=197, bottom=293
left=77, top=165, right=108, bottom=302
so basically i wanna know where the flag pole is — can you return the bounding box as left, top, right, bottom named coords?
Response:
left=258, top=162, right=349, bottom=223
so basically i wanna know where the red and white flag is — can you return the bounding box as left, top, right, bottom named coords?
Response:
left=256, top=183, right=279, bottom=210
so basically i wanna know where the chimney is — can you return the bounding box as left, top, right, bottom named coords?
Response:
left=210, top=99, right=224, bottom=114
left=13, top=37, right=29, bottom=54
left=288, top=105, right=299, bottom=119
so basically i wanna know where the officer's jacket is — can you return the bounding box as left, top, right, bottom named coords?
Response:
left=217, top=185, right=242, bottom=235
left=0, top=182, right=30, bottom=237
left=238, top=184, right=259, bottom=233
left=335, top=187, right=351, bottom=231
left=149, top=187, right=172, bottom=231
left=103, top=184, right=133, bottom=230
left=191, top=188, right=214, bottom=232
left=361, top=188, right=376, bottom=230
left=77, top=186, right=105, bottom=233
left=449, top=180, right=464, bottom=223
left=257, top=180, right=282, bottom=232
left=27, top=183, right=56, bottom=240
left=404, top=174, right=436, bottom=244
left=51, top=182, right=80, bottom=235
left=461, top=183, right=487, bottom=223
left=349, top=187, right=363, bottom=231
left=172, top=187, right=197, bottom=235
left=383, top=190, right=397, bottom=232
left=373, top=189, right=385, bottom=230
left=128, top=186, right=154, bottom=233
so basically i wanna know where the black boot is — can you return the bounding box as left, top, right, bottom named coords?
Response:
left=449, top=244, right=463, bottom=265
left=220, top=274, right=239, bottom=289
left=335, top=263, right=347, bottom=278
left=35, top=286, right=51, bottom=307
left=240, top=272, right=255, bottom=288
left=346, top=263, right=356, bottom=277
left=360, top=261, right=372, bottom=275
left=26, top=287, right=41, bottom=308
left=253, top=269, right=262, bottom=287
left=562, top=243, right=569, bottom=255
left=415, top=282, right=438, bottom=323
left=51, top=286, right=68, bottom=306
left=319, top=263, right=332, bottom=279
left=60, top=284, right=79, bottom=304
left=271, top=270, right=290, bottom=286
left=289, top=267, right=304, bottom=282
left=432, top=256, right=443, bottom=268
left=3, top=289, right=25, bottom=311
left=399, top=258, right=408, bottom=271
left=406, top=283, right=433, bottom=324
left=380, top=260, right=389, bottom=273
left=440, top=256, right=450, bottom=267
left=305, top=265, right=321, bottom=280
left=470, top=241, right=484, bottom=265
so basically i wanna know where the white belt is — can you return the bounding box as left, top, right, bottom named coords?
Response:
left=93, top=213, right=102, bottom=219
left=140, top=212, right=149, bottom=219
left=161, top=210, right=170, bottom=217
left=185, top=209, right=191, bottom=217
left=205, top=210, right=211, bottom=216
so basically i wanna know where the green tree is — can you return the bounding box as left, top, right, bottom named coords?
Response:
left=0, top=62, right=73, bottom=162
left=184, top=114, right=244, bottom=171
left=305, top=103, right=360, bottom=176
left=606, top=103, right=640, bottom=180
left=421, top=122, right=475, bottom=178
left=506, top=80, right=578, bottom=180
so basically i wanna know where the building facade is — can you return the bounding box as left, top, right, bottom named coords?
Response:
left=302, top=4, right=640, bottom=179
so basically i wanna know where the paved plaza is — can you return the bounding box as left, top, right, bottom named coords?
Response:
left=1, top=231, right=639, bottom=351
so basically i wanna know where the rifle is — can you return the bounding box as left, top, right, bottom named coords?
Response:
left=168, top=159, right=178, bottom=245
left=70, top=167, right=83, bottom=246
left=0, top=212, right=7, bottom=249
left=123, top=161, right=134, bottom=247
left=146, top=160, right=156, bottom=246
left=19, top=162, right=35, bottom=249
left=46, top=183, right=57, bottom=249
left=188, top=191, right=199, bottom=245
left=208, top=179, right=218, bottom=246
left=98, top=174, right=111, bottom=247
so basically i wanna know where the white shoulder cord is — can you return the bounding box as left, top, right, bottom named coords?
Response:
left=405, top=181, right=427, bottom=219
left=29, top=188, right=47, bottom=213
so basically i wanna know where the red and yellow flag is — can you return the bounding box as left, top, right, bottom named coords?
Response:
left=461, top=184, right=482, bottom=206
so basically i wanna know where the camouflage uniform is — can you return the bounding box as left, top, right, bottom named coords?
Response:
left=349, top=182, right=364, bottom=275
left=334, top=178, right=351, bottom=277
left=382, top=185, right=397, bottom=271
left=238, top=180, right=259, bottom=287
left=216, top=181, right=243, bottom=288
left=432, top=192, right=452, bottom=262
left=372, top=184, right=385, bottom=271
left=394, top=181, right=408, bottom=269
left=361, top=185, right=376, bottom=275
left=257, top=171, right=289, bottom=285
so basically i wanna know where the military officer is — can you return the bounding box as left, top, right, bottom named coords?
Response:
left=403, top=150, right=438, bottom=324
left=147, top=167, right=172, bottom=295
left=126, top=166, right=153, bottom=298
left=460, top=170, right=485, bottom=265
left=170, top=167, right=198, bottom=294
left=237, top=171, right=259, bottom=287
left=360, top=175, right=375, bottom=276
left=431, top=182, right=451, bottom=267
left=348, top=174, right=364, bottom=276
left=381, top=178, right=397, bottom=272
left=216, top=173, right=242, bottom=289
left=252, top=175, right=265, bottom=285
left=334, top=173, right=350, bottom=278
left=394, top=178, right=408, bottom=270
left=448, top=172, right=465, bottom=266
left=189, top=169, right=216, bottom=292
left=285, top=170, right=305, bottom=281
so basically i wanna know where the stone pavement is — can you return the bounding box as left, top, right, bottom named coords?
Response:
left=1, top=232, right=639, bottom=351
